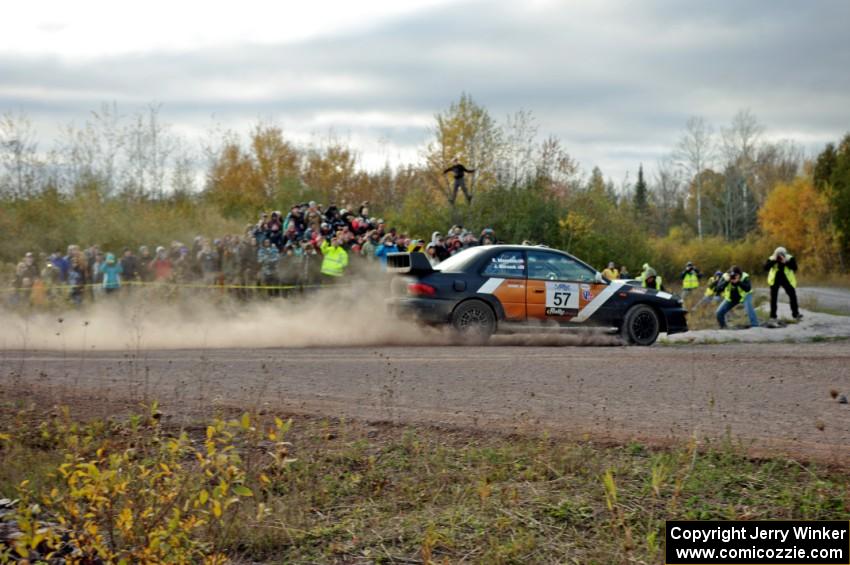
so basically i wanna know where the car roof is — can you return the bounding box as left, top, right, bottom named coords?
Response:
left=483, top=244, right=555, bottom=252
left=476, top=244, right=579, bottom=259
left=439, top=244, right=597, bottom=273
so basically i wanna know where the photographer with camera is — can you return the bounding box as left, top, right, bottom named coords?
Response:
left=715, top=265, right=759, bottom=329
left=764, top=246, right=801, bottom=321
left=375, top=234, right=399, bottom=270
left=697, top=270, right=724, bottom=307
left=679, top=261, right=701, bottom=297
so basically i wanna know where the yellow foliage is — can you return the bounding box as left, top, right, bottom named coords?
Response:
left=2, top=407, right=292, bottom=563
left=559, top=210, right=595, bottom=235
left=649, top=231, right=775, bottom=284
left=758, top=177, right=841, bottom=274
left=602, top=469, right=617, bottom=511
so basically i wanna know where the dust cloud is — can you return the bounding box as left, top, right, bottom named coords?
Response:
left=0, top=284, right=623, bottom=351
left=0, top=284, right=435, bottom=350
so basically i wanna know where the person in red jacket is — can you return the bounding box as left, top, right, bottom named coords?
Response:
left=150, top=246, right=173, bottom=281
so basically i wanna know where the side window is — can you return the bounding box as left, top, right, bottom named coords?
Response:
left=482, top=250, right=526, bottom=278
left=527, top=250, right=596, bottom=282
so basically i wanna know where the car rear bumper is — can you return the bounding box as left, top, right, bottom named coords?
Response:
left=661, top=306, right=689, bottom=335
left=386, top=297, right=455, bottom=324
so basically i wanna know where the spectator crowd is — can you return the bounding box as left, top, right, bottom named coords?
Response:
left=6, top=200, right=499, bottom=308
left=7, top=197, right=801, bottom=332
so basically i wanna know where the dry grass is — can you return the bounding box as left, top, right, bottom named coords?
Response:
left=2, top=394, right=849, bottom=564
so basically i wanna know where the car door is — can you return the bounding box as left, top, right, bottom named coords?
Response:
left=477, top=249, right=527, bottom=321
left=525, top=249, right=607, bottom=323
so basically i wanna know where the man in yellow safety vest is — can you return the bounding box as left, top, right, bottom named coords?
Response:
left=714, top=266, right=759, bottom=329
left=679, top=261, right=701, bottom=297
left=601, top=262, right=619, bottom=280
left=764, top=246, right=800, bottom=321
left=319, top=236, right=349, bottom=282
left=697, top=270, right=724, bottom=307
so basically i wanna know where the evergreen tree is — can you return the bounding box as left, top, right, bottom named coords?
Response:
left=588, top=166, right=606, bottom=195
left=813, top=142, right=837, bottom=190
left=813, top=134, right=850, bottom=269
left=633, top=164, right=648, bottom=216
left=828, top=134, right=850, bottom=264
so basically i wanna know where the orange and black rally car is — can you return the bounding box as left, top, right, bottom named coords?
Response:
left=387, top=244, right=687, bottom=345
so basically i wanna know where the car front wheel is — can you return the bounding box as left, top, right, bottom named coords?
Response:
left=620, top=304, right=660, bottom=346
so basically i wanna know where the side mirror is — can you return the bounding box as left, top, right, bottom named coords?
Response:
left=595, top=272, right=605, bottom=283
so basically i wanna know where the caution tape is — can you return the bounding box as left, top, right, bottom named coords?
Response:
left=0, top=279, right=356, bottom=294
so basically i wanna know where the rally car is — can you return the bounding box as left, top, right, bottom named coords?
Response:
left=386, top=245, right=687, bottom=345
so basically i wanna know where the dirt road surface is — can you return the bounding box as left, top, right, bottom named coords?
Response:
left=3, top=341, right=849, bottom=463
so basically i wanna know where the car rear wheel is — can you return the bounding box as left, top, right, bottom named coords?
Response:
left=620, top=304, right=660, bottom=346
left=451, top=300, right=496, bottom=344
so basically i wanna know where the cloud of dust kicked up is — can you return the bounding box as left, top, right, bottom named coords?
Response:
left=0, top=284, right=623, bottom=351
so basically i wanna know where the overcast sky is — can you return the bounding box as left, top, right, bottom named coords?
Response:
left=2, top=0, right=849, bottom=184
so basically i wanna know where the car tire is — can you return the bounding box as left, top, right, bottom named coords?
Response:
left=620, top=304, right=660, bottom=346
left=451, top=300, right=496, bottom=344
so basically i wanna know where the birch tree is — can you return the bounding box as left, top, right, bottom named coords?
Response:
left=675, top=116, right=715, bottom=239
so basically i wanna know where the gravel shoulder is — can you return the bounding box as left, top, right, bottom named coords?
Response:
left=662, top=302, right=850, bottom=344
left=796, top=286, right=850, bottom=315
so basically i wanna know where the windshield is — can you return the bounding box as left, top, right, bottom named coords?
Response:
left=434, top=246, right=490, bottom=273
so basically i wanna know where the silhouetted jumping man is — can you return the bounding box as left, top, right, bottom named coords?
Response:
left=443, top=158, right=475, bottom=204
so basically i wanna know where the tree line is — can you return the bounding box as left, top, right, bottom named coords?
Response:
left=1, top=95, right=848, bottom=279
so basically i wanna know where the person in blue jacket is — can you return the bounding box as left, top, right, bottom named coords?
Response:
left=375, top=235, right=399, bottom=270
left=100, top=253, right=123, bottom=295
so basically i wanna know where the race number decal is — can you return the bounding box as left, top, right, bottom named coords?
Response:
left=545, top=281, right=578, bottom=315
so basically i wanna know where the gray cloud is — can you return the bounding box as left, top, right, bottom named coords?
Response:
left=1, top=0, right=849, bottom=180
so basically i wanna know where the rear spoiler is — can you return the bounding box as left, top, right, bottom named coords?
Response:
left=386, top=252, right=434, bottom=274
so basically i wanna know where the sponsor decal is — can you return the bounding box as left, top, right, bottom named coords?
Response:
left=582, top=288, right=593, bottom=301
left=630, top=287, right=647, bottom=294
left=545, top=307, right=574, bottom=316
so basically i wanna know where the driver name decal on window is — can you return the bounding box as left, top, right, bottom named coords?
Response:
left=545, top=281, right=579, bottom=315
left=492, top=256, right=523, bottom=269
left=483, top=252, right=525, bottom=277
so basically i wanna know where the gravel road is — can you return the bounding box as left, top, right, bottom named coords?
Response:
left=3, top=340, right=849, bottom=462
left=796, top=286, right=850, bottom=315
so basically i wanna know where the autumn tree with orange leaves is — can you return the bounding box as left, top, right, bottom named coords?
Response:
left=758, top=176, right=841, bottom=274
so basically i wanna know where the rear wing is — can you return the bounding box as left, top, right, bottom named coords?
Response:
left=386, top=252, right=434, bottom=275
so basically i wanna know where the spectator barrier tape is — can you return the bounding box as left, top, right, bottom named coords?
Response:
left=0, top=280, right=354, bottom=293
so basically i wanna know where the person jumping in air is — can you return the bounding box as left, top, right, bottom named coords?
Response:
left=443, top=158, right=475, bottom=204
